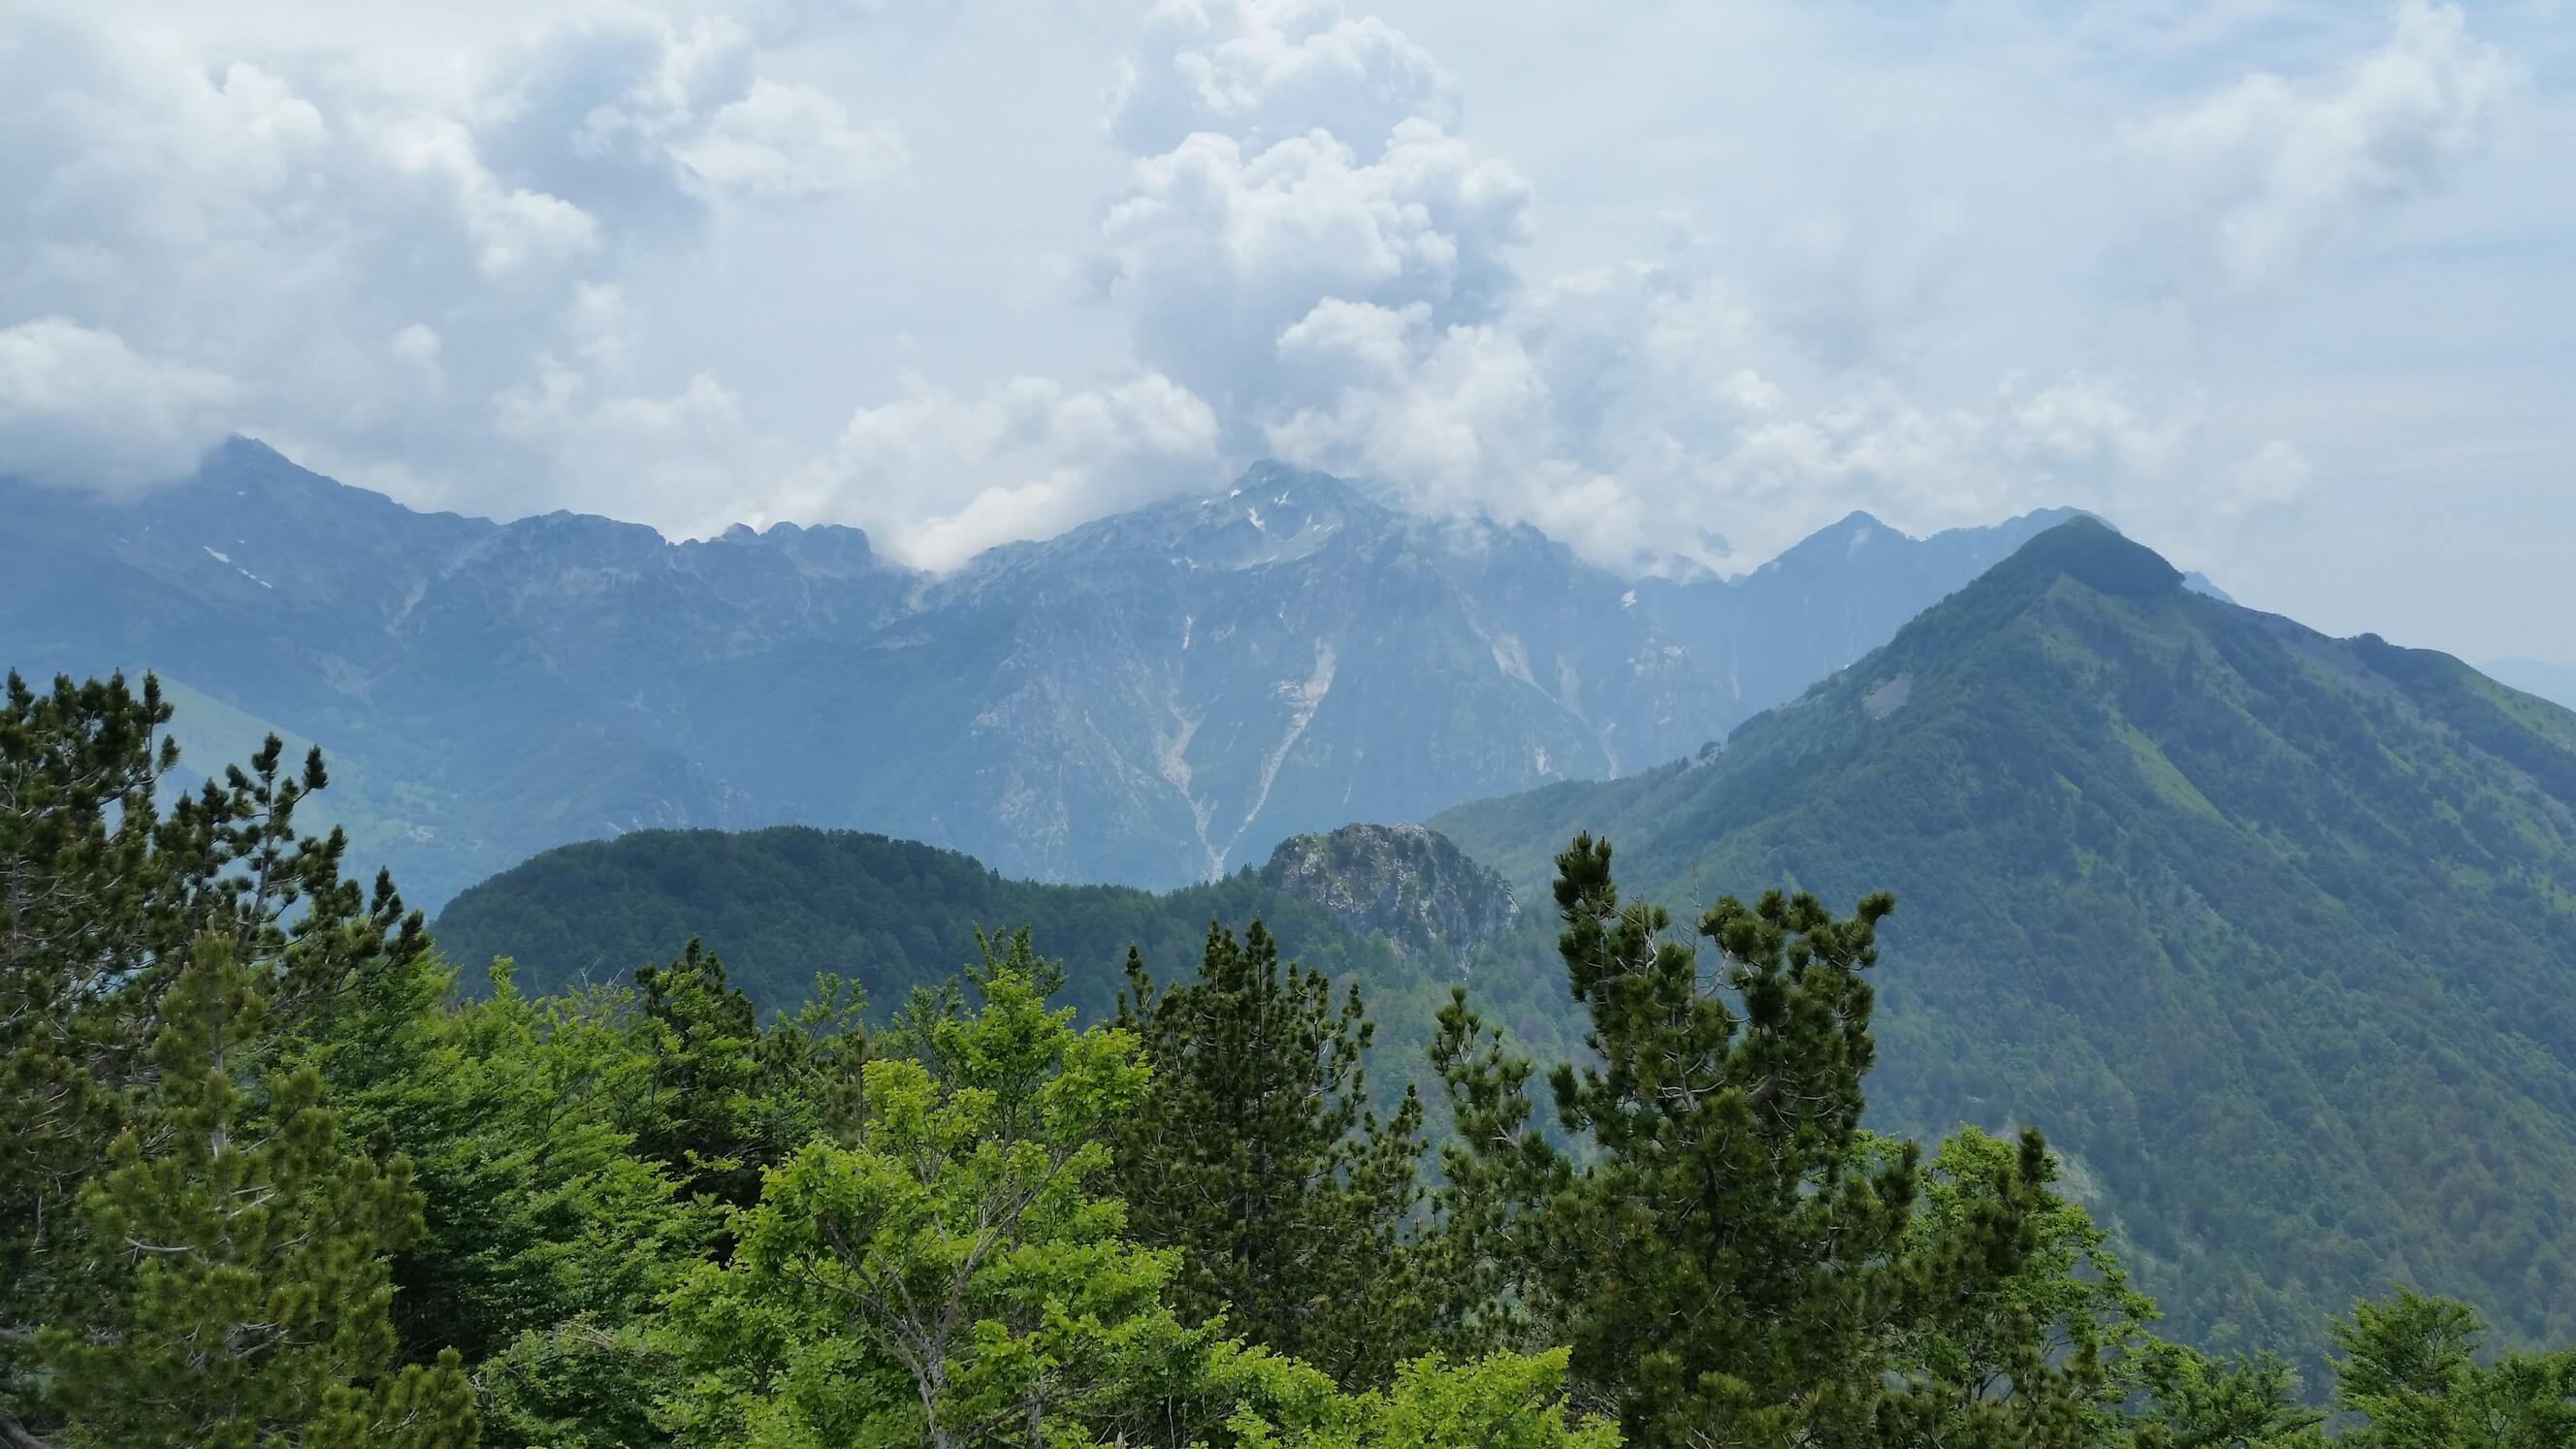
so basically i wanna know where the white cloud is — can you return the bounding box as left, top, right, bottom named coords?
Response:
left=1097, top=119, right=1531, bottom=420
left=2127, top=1, right=2521, bottom=288
left=772, top=373, right=1222, bottom=569
left=674, top=80, right=907, bottom=201
left=0, top=1, right=905, bottom=521
left=1111, top=0, right=1461, bottom=156
left=0, top=319, right=239, bottom=490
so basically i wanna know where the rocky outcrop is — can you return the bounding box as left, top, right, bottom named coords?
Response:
left=1255, top=823, right=1517, bottom=967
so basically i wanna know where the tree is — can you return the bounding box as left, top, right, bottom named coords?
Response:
left=1223, top=1348, right=1621, bottom=1449
left=1, top=672, right=439, bottom=1443
left=2327, top=1288, right=2576, bottom=1447
left=627, top=941, right=873, bottom=1215
left=35, top=937, right=474, bottom=1447
left=1892, top=1127, right=2164, bottom=1439
left=1114, top=921, right=1433, bottom=1387
left=2132, top=1345, right=2325, bottom=1447
left=661, top=940, right=1208, bottom=1447
left=1433, top=834, right=2100, bottom=1447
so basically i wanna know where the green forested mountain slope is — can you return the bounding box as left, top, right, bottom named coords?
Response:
left=1435, top=518, right=2576, bottom=1356
left=430, top=824, right=1456, bottom=1022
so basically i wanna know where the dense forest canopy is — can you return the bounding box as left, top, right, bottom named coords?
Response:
left=429, top=826, right=1421, bottom=1021
left=7, top=667, right=2573, bottom=1446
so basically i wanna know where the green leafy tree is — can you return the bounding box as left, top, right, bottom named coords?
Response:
left=36, top=937, right=474, bottom=1447
left=1115, top=921, right=1433, bottom=1386
left=661, top=941, right=1207, bottom=1447
left=2132, top=1345, right=2325, bottom=1447
left=2326, top=1289, right=2576, bottom=1447
left=1433, top=835, right=2101, bottom=1447
left=1223, top=1347, right=1621, bottom=1448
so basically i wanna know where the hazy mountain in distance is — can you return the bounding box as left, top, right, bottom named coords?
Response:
left=6, top=438, right=2080, bottom=906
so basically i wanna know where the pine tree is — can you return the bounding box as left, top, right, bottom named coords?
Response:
left=1433, top=834, right=2099, bottom=1447
left=630, top=939, right=770, bottom=1208
left=1114, top=920, right=1433, bottom=1387
left=2, top=671, right=437, bottom=1442
left=36, top=936, right=474, bottom=1447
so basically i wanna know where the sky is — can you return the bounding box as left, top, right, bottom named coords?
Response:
left=3, top=0, right=2569, bottom=660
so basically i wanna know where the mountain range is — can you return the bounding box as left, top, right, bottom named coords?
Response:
left=1436, top=518, right=2576, bottom=1357
left=2, top=437, right=2077, bottom=908
left=29, top=437, right=2576, bottom=1369
left=422, top=514, right=2576, bottom=1367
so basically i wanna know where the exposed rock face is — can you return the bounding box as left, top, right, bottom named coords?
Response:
left=1256, top=823, right=1517, bottom=965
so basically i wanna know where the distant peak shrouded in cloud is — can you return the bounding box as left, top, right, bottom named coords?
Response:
left=0, top=0, right=2561, bottom=658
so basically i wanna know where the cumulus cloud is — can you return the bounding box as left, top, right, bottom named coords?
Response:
left=1097, top=119, right=1531, bottom=422
left=1110, top=0, right=1462, bottom=156
left=2127, top=0, right=2520, bottom=289
left=0, top=2, right=904, bottom=517
left=1071, top=0, right=2532, bottom=574
left=767, top=374, right=1223, bottom=569
left=0, top=319, right=239, bottom=491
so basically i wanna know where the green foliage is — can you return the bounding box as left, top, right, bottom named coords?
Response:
left=37, top=936, right=475, bottom=1447
left=1223, top=1348, right=1620, bottom=1448
left=1116, top=923, right=1433, bottom=1386
left=660, top=942, right=1205, bottom=1447
left=0, top=671, right=454, bottom=1444
left=2326, top=1289, right=2576, bottom=1447
left=1894, top=1126, right=2166, bottom=1435
left=1433, top=835, right=2109, bottom=1447
left=16, top=663, right=2576, bottom=1449
left=2133, top=1345, right=2327, bottom=1447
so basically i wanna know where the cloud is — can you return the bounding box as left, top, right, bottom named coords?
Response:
left=1097, top=118, right=1532, bottom=423
left=2127, top=1, right=2520, bottom=288
left=2, top=0, right=2556, bottom=660
left=768, top=373, right=1222, bottom=569
left=480, top=15, right=908, bottom=224
left=2228, top=437, right=2313, bottom=509
left=1111, top=0, right=1462, bottom=156
left=0, top=319, right=239, bottom=490
left=0, top=1, right=905, bottom=520
left=673, top=80, right=908, bottom=201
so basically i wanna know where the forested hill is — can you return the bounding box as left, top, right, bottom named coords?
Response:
left=1435, top=517, right=2576, bottom=1359
left=431, top=822, right=1506, bottom=1020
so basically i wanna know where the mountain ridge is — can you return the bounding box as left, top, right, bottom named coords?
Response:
left=7, top=439, right=2091, bottom=906
left=1434, top=518, right=2576, bottom=1358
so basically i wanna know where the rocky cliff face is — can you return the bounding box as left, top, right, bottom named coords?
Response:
left=1255, top=823, right=1517, bottom=965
